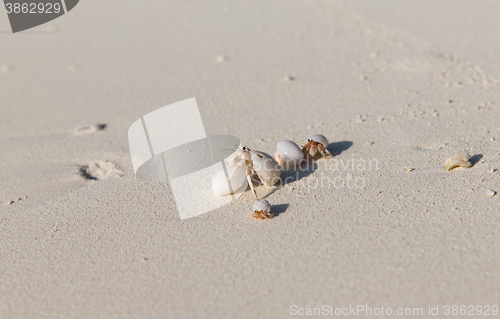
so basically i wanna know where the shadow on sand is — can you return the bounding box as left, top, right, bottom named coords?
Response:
left=469, top=154, right=483, bottom=167
left=270, top=203, right=290, bottom=217
left=328, top=141, right=353, bottom=156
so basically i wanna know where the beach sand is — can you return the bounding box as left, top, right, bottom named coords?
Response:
left=1, top=1, right=499, bottom=318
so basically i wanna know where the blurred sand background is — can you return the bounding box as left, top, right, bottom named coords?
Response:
left=1, top=0, right=499, bottom=318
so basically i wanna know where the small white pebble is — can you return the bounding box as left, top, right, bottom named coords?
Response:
left=486, top=190, right=496, bottom=197
left=216, top=55, right=226, bottom=63
left=283, top=76, right=293, bottom=82
left=356, top=115, right=366, bottom=123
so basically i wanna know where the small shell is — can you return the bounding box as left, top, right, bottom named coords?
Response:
left=250, top=151, right=281, bottom=186
left=444, top=151, right=472, bottom=171
left=1, top=65, right=12, bottom=73
left=275, top=140, right=304, bottom=167
left=486, top=190, right=496, bottom=197
left=74, top=123, right=106, bottom=134
left=309, top=134, right=329, bottom=147
left=212, top=165, right=248, bottom=196
left=252, top=200, right=274, bottom=219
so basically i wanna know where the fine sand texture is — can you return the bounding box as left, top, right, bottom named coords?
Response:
left=1, top=1, right=499, bottom=318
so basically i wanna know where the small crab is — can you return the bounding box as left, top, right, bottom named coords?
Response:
left=252, top=200, right=274, bottom=219
left=302, top=134, right=331, bottom=158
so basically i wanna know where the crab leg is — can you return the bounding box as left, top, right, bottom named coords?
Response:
left=246, top=165, right=259, bottom=200
left=318, top=144, right=331, bottom=157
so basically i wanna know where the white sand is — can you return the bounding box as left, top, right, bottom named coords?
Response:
left=1, top=0, right=499, bottom=318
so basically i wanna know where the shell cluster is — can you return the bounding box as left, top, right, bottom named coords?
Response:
left=274, top=134, right=330, bottom=167
left=211, top=134, right=331, bottom=220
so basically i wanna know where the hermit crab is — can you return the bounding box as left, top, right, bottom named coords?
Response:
left=252, top=199, right=274, bottom=220
left=302, top=134, right=331, bottom=158
left=274, top=134, right=331, bottom=166
left=212, top=146, right=281, bottom=200
left=274, top=140, right=304, bottom=167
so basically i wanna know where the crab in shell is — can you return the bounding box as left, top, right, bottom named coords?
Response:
left=302, top=134, right=331, bottom=158
left=212, top=146, right=281, bottom=200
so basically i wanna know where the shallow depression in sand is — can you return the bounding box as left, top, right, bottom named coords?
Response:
left=79, top=161, right=123, bottom=180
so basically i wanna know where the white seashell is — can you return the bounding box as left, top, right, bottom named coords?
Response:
left=303, top=134, right=331, bottom=158
left=252, top=199, right=271, bottom=213
left=486, top=190, right=496, bottom=197
left=250, top=150, right=281, bottom=186
left=309, top=134, right=329, bottom=148
left=275, top=140, right=304, bottom=166
left=212, top=165, right=248, bottom=196
left=444, top=151, right=472, bottom=171
left=252, top=199, right=274, bottom=219
left=74, top=123, right=106, bottom=134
